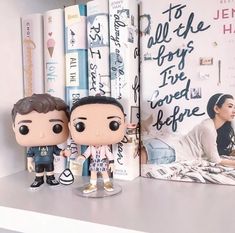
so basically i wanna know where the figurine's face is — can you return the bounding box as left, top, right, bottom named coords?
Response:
left=13, top=110, right=69, bottom=147
left=69, top=104, right=126, bottom=146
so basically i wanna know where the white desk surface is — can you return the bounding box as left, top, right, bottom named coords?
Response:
left=0, top=171, right=234, bottom=233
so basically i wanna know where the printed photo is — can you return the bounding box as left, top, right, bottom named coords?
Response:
left=141, top=93, right=235, bottom=185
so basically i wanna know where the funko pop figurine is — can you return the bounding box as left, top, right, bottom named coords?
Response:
left=69, top=95, right=126, bottom=194
left=12, top=94, right=70, bottom=188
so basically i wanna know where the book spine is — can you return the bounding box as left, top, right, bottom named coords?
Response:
left=65, top=5, right=88, bottom=107
left=44, top=8, right=65, bottom=100
left=87, top=0, right=111, bottom=96
left=109, top=0, right=140, bottom=180
left=44, top=8, right=66, bottom=173
left=65, top=5, right=89, bottom=176
left=21, top=13, right=44, bottom=96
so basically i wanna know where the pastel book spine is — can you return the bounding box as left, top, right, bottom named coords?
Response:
left=44, top=8, right=65, bottom=100
left=109, top=0, right=140, bottom=180
left=64, top=5, right=89, bottom=176
left=21, top=13, right=44, bottom=96
left=87, top=0, right=111, bottom=96
left=44, top=8, right=66, bottom=173
left=65, top=4, right=88, bottom=107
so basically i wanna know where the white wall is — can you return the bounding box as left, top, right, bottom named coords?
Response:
left=0, top=0, right=79, bottom=178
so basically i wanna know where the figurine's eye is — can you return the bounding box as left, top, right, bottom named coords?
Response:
left=109, top=121, right=120, bottom=131
left=75, top=122, right=85, bottom=132
left=19, top=125, right=29, bottom=135
left=53, top=124, right=63, bottom=134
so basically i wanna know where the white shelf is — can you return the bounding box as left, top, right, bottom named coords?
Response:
left=1, top=1, right=235, bottom=233
left=0, top=171, right=235, bottom=233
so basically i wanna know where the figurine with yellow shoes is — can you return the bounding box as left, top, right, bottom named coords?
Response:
left=69, top=95, right=126, bottom=195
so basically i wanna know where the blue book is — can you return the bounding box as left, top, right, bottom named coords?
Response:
left=64, top=4, right=89, bottom=176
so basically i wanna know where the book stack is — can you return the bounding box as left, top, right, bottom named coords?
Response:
left=20, top=1, right=141, bottom=180
left=20, top=0, right=235, bottom=186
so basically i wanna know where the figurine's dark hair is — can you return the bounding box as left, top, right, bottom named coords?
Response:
left=70, top=95, right=124, bottom=119
left=11, top=93, right=70, bottom=123
left=207, top=93, right=235, bottom=155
